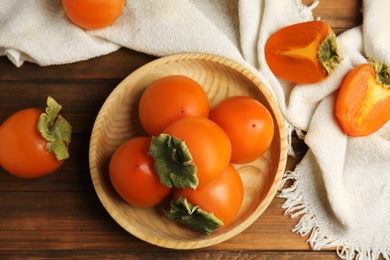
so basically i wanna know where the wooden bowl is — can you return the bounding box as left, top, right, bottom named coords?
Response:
left=89, top=53, right=288, bottom=249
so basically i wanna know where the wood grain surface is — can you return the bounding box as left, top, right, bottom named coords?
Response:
left=0, top=0, right=362, bottom=259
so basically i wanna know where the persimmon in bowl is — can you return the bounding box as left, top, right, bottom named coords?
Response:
left=89, top=53, right=288, bottom=249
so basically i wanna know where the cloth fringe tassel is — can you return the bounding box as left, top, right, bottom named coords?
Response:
left=284, top=120, right=306, bottom=157
left=278, top=171, right=390, bottom=260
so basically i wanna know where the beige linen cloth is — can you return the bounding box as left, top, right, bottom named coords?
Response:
left=1, top=0, right=389, bottom=259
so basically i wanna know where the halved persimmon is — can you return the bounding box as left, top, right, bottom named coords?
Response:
left=335, top=59, right=390, bottom=136
left=265, top=21, right=342, bottom=84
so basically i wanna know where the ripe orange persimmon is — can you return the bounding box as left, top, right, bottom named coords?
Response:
left=149, top=117, right=231, bottom=189
left=109, top=137, right=172, bottom=208
left=165, top=164, right=244, bottom=235
left=0, top=97, right=71, bottom=178
left=209, top=96, right=274, bottom=164
left=62, top=0, right=126, bottom=30
left=139, top=75, right=210, bottom=136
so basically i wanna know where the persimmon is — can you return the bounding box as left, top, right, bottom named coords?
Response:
left=62, top=0, right=126, bottom=30
left=264, top=20, right=342, bottom=84
left=0, top=97, right=71, bottom=178
left=139, top=75, right=210, bottom=136
left=149, top=117, right=231, bottom=189
left=164, top=164, right=244, bottom=235
left=335, top=59, right=390, bottom=137
left=109, top=137, right=172, bottom=208
left=209, top=96, right=274, bottom=164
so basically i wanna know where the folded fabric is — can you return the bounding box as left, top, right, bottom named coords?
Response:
left=273, top=2, right=390, bottom=259
left=1, top=0, right=389, bottom=259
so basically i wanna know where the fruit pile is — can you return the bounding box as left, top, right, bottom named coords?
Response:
left=109, top=75, right=275, bottom=235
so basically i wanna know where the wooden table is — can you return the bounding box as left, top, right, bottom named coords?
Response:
left=0, top=1, right=362, bottom=259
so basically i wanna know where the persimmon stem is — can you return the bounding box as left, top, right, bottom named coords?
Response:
left=49, top=116, right=62, bottom=134
left=170, top=148, right=180, bottom=163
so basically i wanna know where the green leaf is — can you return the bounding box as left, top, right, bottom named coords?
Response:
left=163, top=196, right=224, bottom=235
left=148, top=134, right=198, bottom=189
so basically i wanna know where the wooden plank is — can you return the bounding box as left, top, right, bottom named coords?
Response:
left=0, top=80, right=117, bottom=134
left=0, top=49, right=156, bottom=81
left=0, top=189, right=317, bottom=252
left=0, top=134, right=92, bottom=192
left=0, top=250, right=339, bottom=259
left=302, top=0, right=362, bottom=34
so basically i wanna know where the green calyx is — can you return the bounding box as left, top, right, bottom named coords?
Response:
left=318, top=32, right=343, bottom=75
left=148, top=134, right=198, bottom=189
left=163, top=196, right=224, bottom=235
left=37, top=96, right=72, bottom=161
left=368, top=58, right=390, bottom=88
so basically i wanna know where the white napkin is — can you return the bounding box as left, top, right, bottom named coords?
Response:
left=277, top=1, right=390, bottom=259
left=1, top=0, right=390, bottom=259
